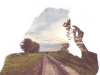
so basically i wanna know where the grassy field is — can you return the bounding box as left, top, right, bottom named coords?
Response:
left=0, top=52, right=43, bottom=75
left=49, top=51, right=98, bottom=75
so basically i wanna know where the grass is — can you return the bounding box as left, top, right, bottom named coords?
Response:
left=49, top=51, right=98, bottom=75
left=0, top=52, right=43, bottom=75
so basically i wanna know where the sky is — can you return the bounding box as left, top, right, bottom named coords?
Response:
left=0, top=0, right=100, bottom=74
left=25, top=8, right=69, bottom=52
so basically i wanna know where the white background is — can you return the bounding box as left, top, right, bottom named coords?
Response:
left=0, top=0, right=100, bottom=74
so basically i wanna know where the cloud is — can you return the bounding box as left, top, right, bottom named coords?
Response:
left=25, top=8, right=69, bottom=51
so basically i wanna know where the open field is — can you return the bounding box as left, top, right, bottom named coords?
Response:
left=49, top=51, right=98, bottom=75
left=0, top=51, right=98, bottom=75
left=0, top=52, right=43, bottom=75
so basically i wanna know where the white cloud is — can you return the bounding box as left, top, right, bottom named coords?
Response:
left=25, top=8, right=69, bottom=46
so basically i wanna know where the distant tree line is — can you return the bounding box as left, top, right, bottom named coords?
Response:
left=20, top=38, right=40, bottom=53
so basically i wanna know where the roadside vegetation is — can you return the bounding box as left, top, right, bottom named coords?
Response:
left=60, top=43, right=69, bottom=52
left=0, top=52, right=43, bottom=75
left=49, top=51, right=98, bottom=75
left=0, top=38, right=42, bottom=75
left=20, top=38, right=40, bottom=53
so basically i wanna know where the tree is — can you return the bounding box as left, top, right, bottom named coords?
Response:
left=33, top=42, right=40, bottom=52
left=20, top=38, right=40, bottom=53
left=29, top=42, right=40, bottom=53
left=20, top=38, right=30, bottom=52
left=61, top=43, right=69, bottom=52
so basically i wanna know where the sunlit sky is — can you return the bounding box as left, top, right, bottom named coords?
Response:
left=25, top=8, right=69, bottom=52
left=0, top=0, right=100, bottom=74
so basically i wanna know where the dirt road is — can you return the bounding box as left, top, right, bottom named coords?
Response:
left=32, top=53, right=80, bottom=75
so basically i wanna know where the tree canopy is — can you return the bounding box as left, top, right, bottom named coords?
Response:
left=20, top=38, right=40, bottom=53
left=61, top=43, right=69, bottom=52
